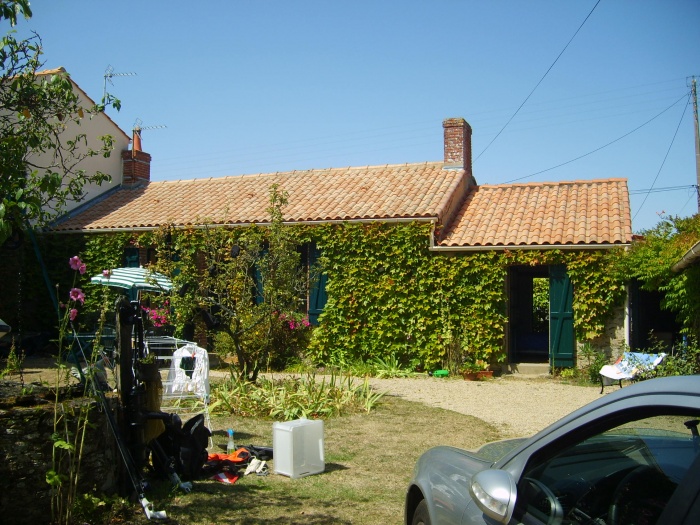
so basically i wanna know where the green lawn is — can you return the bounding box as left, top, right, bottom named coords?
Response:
left=109, top=394, right=502, bottom=524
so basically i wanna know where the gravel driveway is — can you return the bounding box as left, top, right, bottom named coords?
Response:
left=16, top=358, right=604, bottom=439
left=367, top=375, right=604, bottom=438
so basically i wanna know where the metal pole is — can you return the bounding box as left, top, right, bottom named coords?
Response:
left=692, top=77, right=700, bottom=211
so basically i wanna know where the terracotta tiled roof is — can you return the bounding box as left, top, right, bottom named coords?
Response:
left=437, top=179, right=632, bottom=248
left=52, top=162, right=468, bottom=232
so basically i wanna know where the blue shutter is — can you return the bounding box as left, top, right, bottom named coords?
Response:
left=308, top=243, right=327, bottom=325
left=550, top=265, right=575, bottom=368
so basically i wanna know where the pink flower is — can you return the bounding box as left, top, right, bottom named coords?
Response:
left=69, top=256, right=83, bottom=271
left=78, top=263, right=86, bottom=274
left=69, top=288, right=85, bottom=304
left=69, top=308, right=78, bottom=321
left=102, top=269, right=111, bottom=277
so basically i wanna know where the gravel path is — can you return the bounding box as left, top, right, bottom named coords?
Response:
left=366, top=375, right=605, bottom=438
left=16, top=358, right=605, bottom=439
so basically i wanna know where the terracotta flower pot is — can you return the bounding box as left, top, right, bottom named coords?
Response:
left=463, top=370, right=493, bottom=381
left=137, top=362, right=161, bottom=382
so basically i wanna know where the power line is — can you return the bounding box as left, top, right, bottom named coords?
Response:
left=629, top=185, right=697, bottom=195
left=632, top=91, right=691, bottom=222
left=474, top=0, right=602, bottom=163
left=503, top=92, right=689, bottom=184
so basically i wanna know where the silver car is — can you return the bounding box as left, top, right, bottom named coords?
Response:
left=405, top=376, right=700, bottom=525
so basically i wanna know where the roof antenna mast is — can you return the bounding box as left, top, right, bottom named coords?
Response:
left=132, top=118, right=166, bottom=152
left=103, top=64, right=137, bottom=102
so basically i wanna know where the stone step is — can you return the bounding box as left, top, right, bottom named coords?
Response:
left=505, top=362, right=551, bottom=376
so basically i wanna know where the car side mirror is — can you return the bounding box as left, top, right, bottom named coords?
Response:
left=469, top=469, right=517, bottom=524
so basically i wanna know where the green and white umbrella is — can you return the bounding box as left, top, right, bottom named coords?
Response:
left=91, top=267, right=172, bottom=293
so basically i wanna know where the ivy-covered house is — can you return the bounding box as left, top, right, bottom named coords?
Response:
left=5, top=117, right=634, bottom=372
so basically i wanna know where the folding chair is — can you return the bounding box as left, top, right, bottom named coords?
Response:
left=599, top=351, right=666, bottom=393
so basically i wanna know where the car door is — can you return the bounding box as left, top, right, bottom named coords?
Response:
left=508, top=412, right=700, bottom=525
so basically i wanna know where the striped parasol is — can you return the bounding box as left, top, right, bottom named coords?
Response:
left=91, top=267, right=173, bottom=293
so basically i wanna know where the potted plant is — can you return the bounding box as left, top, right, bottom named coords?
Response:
left=137, top=352, right=160, bottom=382
left=461, top=354, right=492, bottom=380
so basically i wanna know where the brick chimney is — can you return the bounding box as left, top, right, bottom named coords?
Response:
left=122, top=127, right=151, bottom=185
left=443, top=117, right=472, bottom=178
left=435, top=118, right=476, bottom=242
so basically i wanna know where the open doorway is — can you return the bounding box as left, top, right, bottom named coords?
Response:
left=508, top=264, right=575, bottom=367
left=509, top=265, right=550, bottom=363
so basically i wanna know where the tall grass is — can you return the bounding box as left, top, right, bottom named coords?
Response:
left=210, top=371, right=385, bottom=420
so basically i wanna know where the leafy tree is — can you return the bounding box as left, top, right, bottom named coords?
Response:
left=0, top=2, right=119, bottom=245
left=154, top=185, right=312, bottom=381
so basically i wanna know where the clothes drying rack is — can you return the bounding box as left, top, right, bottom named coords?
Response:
left=144, top=336, right=212, bottom=444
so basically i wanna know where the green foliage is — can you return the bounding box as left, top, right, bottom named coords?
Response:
left=73, top=208, right=628, bottom=374
left=632, top=335, right=700, bottom=379
left=655, top=342, right=700, bottom=377
left=308, top=222, right=509, bottom=370
left=0, top=1, right=31, bottom=26
left=578, top=342, right=610, bottom=383
left=70, top=492, right=132, bottom=525
left=0, top=13, right=120, bottom=245
left=309, top=223, right=624, bottom=370
left=210, top=372, right=384, bottom=419
left=372, top=353, right=416, bottom=378
left=145, top=186, right=313, bottom=380
left=0, top=339, right=23, bottom=378
left=617, top=214, right=700, bottom=340
left=532, top=277, right=549, bottom=333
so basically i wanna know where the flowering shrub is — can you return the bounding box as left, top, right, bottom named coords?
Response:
left=49, top=256, right=94, bottom=524
left=141, top=299, right=171, bottom=328
left=278, top=311, right=311, bottom=331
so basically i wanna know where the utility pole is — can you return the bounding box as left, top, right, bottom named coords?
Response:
left=692, top=77, right=700, bottom=211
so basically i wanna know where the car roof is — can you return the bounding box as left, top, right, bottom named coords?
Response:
left=496, top=376, right=700, bottom=469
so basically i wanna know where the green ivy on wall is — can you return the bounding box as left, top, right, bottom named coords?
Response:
left=54, top=221, right=626, bottom=369
left=308, top=222, right=626, bottom=369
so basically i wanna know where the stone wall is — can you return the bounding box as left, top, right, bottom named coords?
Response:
left=0, top=381, right=120, bottom=525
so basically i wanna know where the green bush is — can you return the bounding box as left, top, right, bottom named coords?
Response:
left=655, top=340, right=700, bottom=377
left=577, top=343, right=610, bottom=383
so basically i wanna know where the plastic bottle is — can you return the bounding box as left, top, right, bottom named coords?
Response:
left=226, top=429, right=235, bottom=455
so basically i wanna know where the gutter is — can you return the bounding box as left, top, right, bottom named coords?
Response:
left=672, top=240, right=700, bottom=272
left=48, top=216, right=437, bottom=235
left=49, top=218, right=632, bottom=252
left=427, top=223, right=631, bottom=252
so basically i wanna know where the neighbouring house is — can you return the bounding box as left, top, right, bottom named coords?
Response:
left=30, top=114, right=636, bottom=372
left=31, top=67, right=131, bottom=215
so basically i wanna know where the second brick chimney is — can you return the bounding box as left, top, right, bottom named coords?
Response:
left=122, top=128, right=151, bottom=185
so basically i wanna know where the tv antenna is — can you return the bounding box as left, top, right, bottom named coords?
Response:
left=132, top=118, right=166, bottom=151
left=103, top=64, right=137, bottom=100
left=133, top=118, right=167, bottom=132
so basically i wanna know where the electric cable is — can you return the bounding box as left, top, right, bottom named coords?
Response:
left=503, top=92, right=689, bottom=183
left=632, top=92, right=690, bottom=222
left=474, top=0, right=602, bottom=162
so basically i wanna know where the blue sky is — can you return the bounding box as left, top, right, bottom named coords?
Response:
left=15, top=1, right=700, bottom=233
